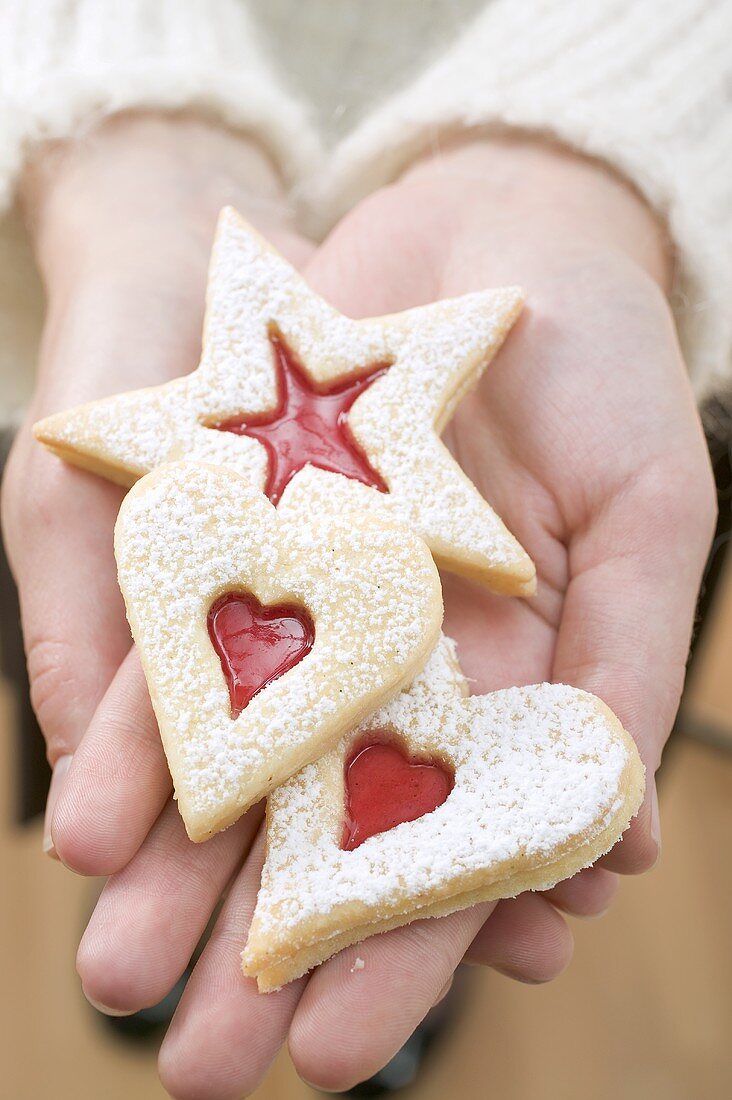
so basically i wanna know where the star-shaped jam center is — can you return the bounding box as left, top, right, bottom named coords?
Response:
left=213, top=332, right=390, bottom=504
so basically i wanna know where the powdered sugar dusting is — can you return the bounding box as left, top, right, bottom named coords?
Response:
left=114, top=461, right=442, bottom=837
left=36, top=207, right=532, bottom=592
left=245, top=636, right=641, bottom=963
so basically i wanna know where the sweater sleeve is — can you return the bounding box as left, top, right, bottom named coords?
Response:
left=0, top=0, right=320, bottom=205
left=311, top=0, right=732, bottom=402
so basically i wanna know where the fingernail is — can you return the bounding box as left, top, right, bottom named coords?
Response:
left=650, top=784, right=662, bottom=863
left=491, top=964, right=545, bottom=985
left=82, top=988, right=136, bottom=1018
left=573, top=907, right=611, bottom=922
left=432, top=977, right=453, bottom=1007
left=43, top=755, right=72, bottom=858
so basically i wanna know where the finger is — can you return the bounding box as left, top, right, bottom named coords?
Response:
left=288, top=903, right=493, bottom=1093
left=51, top=647, right=169, bottom=875
left=158, top=831, right=303, bottom=1100
left=553, top=456, right=715, bottom=874
left=76, top=801, right=261, bottom=1016
left=542, top=866, right=619, bottom=919
left=600, top=781, right=659, bottom=874
left=2, top=445, right=129, bottom=768
left=464, top=894, right=573, bottom=981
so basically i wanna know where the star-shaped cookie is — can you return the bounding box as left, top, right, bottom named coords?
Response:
left=34, top=207, right=535, bottom=595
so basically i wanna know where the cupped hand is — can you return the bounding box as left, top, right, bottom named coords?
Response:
left=4, top=130, right=716, bottom=1100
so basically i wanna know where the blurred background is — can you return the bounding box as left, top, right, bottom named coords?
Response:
left=2, top=425, right=731, bottom=1099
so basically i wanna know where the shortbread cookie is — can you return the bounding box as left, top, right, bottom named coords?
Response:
left=242, top=637, right=644, bottom=991
left=114, top=462, right=443, bottom=842
left=35, top=206, right=534, bottom=595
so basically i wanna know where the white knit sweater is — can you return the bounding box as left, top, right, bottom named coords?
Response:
left=0, top=0, right=730, bottom=419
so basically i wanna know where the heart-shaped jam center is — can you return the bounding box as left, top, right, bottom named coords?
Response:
left=208, top=593, right=315, bottom=717
left=212, top=332, right=389, bottom=504
left=341, top=735, right=454, bottom=851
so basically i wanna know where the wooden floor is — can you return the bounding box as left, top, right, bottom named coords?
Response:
left=3, top=576, right=732, bottom=1099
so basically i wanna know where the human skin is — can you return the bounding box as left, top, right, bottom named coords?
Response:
left=1, top=115, right=716, bottom=1097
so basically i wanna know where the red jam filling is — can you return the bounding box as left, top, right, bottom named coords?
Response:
left=207, top=593, right=314, bottom=717
left=213, top=333, right=389, bottom=504
left=341, top=735, right=454, bottom=851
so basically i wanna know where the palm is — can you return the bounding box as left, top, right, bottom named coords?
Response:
left=303, top=185, right=701, bottom=880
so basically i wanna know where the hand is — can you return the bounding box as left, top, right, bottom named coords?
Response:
left=1, top=109, right=312, bottom=828
left=5, top=131, right=715, bottom=1099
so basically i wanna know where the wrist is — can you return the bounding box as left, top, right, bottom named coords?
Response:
left=400, top=136, right=673, bottom=292
left=20, top=111, right=292, bottom=288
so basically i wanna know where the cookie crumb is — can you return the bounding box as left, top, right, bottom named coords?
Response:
left=350, top=957, right=365, bottom=973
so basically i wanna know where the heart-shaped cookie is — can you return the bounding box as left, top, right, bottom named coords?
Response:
left=114, top=462, right=443, bottom=841
left=242, top=637, right=644, bottom=990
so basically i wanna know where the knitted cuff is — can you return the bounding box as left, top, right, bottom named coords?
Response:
left=311, top=0, right=732, bottom=401
left=0, top=0, right=320, bottom=205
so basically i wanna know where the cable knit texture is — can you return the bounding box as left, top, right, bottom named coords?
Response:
left=0, top=0, right=321, bottom=423
left=309, top=0, right=732, bottom=402
left=0, top=0, right=319, bottom=199
left=0, top=0, right=730, bottom=412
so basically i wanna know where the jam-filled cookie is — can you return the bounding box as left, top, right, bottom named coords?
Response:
left=242, top=637, right=644, bottom=991
left=35, top=207, right=534, bottom=595
left=114, top=462, right=443, bottom=841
